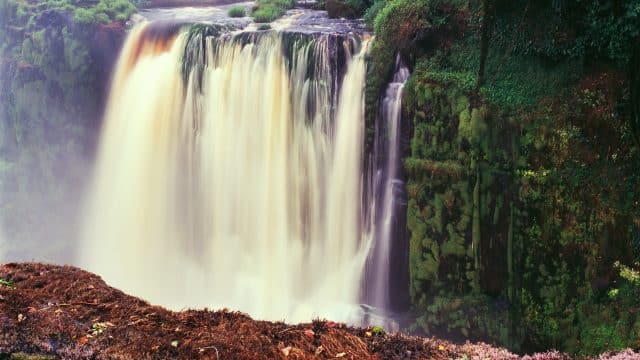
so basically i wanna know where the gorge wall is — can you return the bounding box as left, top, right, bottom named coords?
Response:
left=363, top=0, right=640, bottom=355
left=1, top=0, right=639, bottom=357
left=0, top=0, right=129, bottom=262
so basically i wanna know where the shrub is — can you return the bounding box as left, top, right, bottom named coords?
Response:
left=227, top=6, right=246, bottom=18
left=252, top=0, right=295, bottom=23
left=363, top=0, right=385, bottom=27
left=72, top=0, right=136, bottom=25
left=364, top=0, right=434, bottom=152
left=0, top=278, right=14, bottom=289
left=325, top=0, right=375, bottom=19
left=253, top=6, right=279, bottom=22
left=373, top=0, right=431, bottom=52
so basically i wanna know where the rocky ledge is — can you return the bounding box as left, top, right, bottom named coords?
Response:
left=0, top=263, right=636, bottom=359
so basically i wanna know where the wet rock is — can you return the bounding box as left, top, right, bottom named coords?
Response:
left=325, top=0, right=357, bottom=19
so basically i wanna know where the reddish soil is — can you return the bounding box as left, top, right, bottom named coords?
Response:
left=0, top=263, right=629, bottom=359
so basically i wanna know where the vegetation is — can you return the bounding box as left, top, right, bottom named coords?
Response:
left=0, top=0, right=136, bottom=259
left=227, top=6, right=246, bottom=18
left=345, top=0, right=640, bottom=355
left=0, top=278, right=15, bottom=289
left=252, top=0, right=295, bottom=23
left=319, top=0, right=376, bottom=19
left=0, top=0, right=136, bottom=26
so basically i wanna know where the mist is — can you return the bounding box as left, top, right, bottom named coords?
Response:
left=0, top=4, right=125, bottom=264
left=0, top=97, right=95, bottom=264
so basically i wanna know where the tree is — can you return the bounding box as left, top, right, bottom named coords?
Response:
left=631, top=36, right=640, bottom=148
left=476, top=0, right=492, bottom=90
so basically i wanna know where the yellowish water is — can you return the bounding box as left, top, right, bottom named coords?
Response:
left=81, top=22, right=372, bottom=323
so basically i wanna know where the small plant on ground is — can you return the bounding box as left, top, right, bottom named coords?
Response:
left=90, top=322, right=114, bottom=336
left=0, top=278, right=15, bottom=289
left=371, top=325, right=385, bottom=336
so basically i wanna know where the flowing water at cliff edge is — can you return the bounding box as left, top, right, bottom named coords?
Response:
left=81, top=7, right=407, bottom=326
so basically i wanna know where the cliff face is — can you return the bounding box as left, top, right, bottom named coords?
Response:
left=0, top=0, right=638, bottom=357
left=361, top=0, right=640, bottom=356
left=0, top=1, right=129, bottom=262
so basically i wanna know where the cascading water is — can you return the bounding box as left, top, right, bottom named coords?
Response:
left=364, top=56, right=410, bottom=312
left=80, top=20, right=374, bottom=323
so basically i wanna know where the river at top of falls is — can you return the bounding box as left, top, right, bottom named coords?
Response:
left=79, top=7, right=382, bottom=325
left=131, top=3, right=366, bottom=34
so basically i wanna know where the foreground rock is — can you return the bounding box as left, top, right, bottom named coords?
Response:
left=0, top=263, right=634, bottom=359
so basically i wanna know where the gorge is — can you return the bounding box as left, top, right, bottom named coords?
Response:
left=1, top=0, right=639, bottom=357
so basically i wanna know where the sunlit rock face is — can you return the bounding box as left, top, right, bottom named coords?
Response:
left=79, top=13, right=385, bottom=324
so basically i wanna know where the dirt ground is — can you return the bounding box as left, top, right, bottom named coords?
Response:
left=0, top=263, right=630, bottom=359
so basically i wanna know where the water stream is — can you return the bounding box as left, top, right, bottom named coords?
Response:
left=81, top=17, right=375, bottom=324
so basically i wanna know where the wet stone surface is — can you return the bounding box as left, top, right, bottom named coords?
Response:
left=133, top=3, right=366, bottom=36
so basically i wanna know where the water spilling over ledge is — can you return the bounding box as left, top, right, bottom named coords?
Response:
left=80, top=11, right=383, bottom=325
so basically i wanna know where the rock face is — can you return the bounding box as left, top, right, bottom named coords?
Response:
left=0, top=5, right=127, bottom=263
left=0, top=263, right=582, bottom=359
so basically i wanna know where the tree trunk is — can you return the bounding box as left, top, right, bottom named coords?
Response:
left=472, top=164, right=481, bottom=293
left=631, top=37, right=640, bottom=148
left=477, top=0, right=491, bottom=90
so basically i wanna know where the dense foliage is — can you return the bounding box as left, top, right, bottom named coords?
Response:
left=339, top=0, right=640, bottom=355
left=0, top=0, right=133, bottom=260
left=227, top=5, right=247, bottom=18
left=252, top=0, right=295, bottom=23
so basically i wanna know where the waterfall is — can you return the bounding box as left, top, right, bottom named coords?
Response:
left=364, top=56, right=410, bottom=312
left=80, top=21, right=373, bottom=323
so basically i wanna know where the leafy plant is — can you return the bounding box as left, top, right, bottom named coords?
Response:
left=371, top=325, right=385, bottom=336
left=0, top=278, right=15, bottom=289
left=252, top=0, right=295, bottom=23
left=227, top=6, right=246, bottom=18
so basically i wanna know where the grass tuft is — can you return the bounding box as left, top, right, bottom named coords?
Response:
left=252, top=0, right=295, bottom=23
left=227, top=6, right=246, bottom=18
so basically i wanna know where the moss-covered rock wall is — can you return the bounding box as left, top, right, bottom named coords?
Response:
left=402, top=55, right=640, bottom=355
left=402, top=61, right=519, bottom=346
left=355, top=0, right=640, bottom=355
left=0, top=0, right=131, bottom=260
